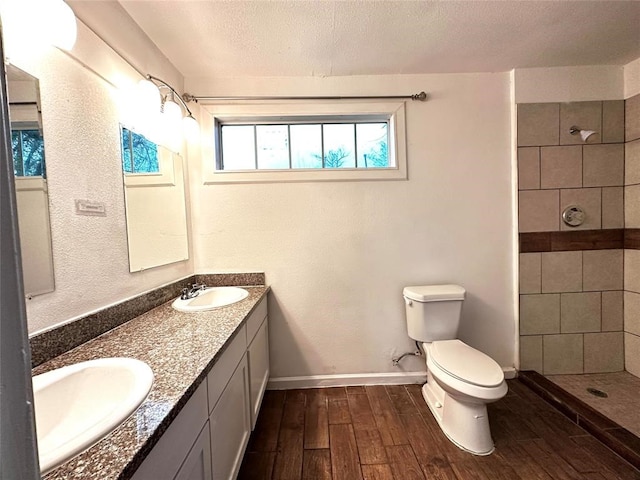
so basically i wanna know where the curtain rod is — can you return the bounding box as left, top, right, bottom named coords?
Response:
left=182, top=91, right=427, bottom=103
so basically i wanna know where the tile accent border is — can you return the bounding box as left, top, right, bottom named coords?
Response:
left=29, top=272, right=266, bottom=368
left=520, top=229, right=624, bottom=253
left=625, top=229, right=640, bottom=250
left=519, top=370, right=640, bottom=470
left=520, top=229, right=640, bottom=252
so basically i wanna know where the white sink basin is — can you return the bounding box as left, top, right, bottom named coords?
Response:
left=33, top=357, right=153, bottom=474
left=172, top=286, right=249, bottom=312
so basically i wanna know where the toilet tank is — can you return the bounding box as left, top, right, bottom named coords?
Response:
left=403, top=285, right=465, bottom=342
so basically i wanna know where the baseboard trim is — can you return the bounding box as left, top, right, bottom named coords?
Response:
left=268, top=366, right=518, bottom=390
left=267, top=372, right=428, bottom=390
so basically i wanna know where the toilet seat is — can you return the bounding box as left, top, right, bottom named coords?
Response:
left=429, top=340, right=504, bottom=388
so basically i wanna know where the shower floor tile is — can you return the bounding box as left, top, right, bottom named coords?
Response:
left=547, top=371, right=640, bottom=437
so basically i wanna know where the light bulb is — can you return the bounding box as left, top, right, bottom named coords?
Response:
left=162, top=99, right=182, bottom=124
left=183, top=114, right=200, bottom=143
left=137, top=79, right=161, bottom=115
left=48, top=0, right=77, bottom=51
left=0, top=0, right=48, bottom=61
left=161, top=98, right=183, bottom=151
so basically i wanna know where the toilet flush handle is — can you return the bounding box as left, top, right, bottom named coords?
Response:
left=404, top=296, right=413, bottom=306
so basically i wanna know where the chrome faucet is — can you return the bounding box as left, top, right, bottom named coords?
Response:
left=180, top=283, right=207, bottom=300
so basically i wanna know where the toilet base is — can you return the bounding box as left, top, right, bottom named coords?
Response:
left=421, top=373, right=495, bottom=456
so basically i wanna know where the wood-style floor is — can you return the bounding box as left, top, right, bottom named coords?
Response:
left=238, top=380, right=640, bottom=480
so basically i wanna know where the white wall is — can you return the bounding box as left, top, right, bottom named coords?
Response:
left=187, top=73, right=516, bottom=378
left=11, top=20, right=193, bottom=334
left=514, top=65, right=624, bottom=103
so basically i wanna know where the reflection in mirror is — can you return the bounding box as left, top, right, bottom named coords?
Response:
left=120, top=126, right=189, bottom=272
left=7, top=64, right=55, bottom=297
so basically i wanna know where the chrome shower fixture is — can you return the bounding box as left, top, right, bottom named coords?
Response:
left=569, top=125, right=597, bottom=142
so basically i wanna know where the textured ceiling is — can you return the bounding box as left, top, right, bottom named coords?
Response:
left=115, top=1, right=640, bottom=78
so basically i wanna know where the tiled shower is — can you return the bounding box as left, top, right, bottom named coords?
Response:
left=518, top=94, right=640, bottom=376
left=517, top=93, right=640, bottom=436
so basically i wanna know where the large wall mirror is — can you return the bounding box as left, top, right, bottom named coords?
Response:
left=120, top=126, right=189, bottom=272
left=7, top=64, right=55, bottom=297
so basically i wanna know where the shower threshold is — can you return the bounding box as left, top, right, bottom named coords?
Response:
left=519, top=370, right=640, bottom=471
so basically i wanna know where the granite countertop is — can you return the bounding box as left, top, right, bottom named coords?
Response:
left=34, top=285, right=270, bottom=480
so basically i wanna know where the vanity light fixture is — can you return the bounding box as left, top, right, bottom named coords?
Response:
left=0, top=0, right=77, bottom=61
left=137, top=74, right=200, bottom=144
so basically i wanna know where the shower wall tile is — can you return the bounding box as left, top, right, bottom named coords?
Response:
left=520, top=294, right=560, bottom=335
left=560, top=102, right=602, bottom=145
left=543, top=334, right=584, bottom=374
left=602, top=291, right=623, bottom=332
left=560, top=188, right=601, bottom=231
left=519, top=253, right=541, bottom=294
left=520, top=335, right=543, bottom=371
left=583, top=144, right=624, bottom=187
left=540, top=146, right=582, bottom=189
left=624, top=333, right=640, bottom=377
left=583, top=249, right=623, bottom=291
left=626, top=185, right=640, bottom=229
left=541, top=251, right=582, bottom=293
left=518, top=147, right=540, bottom=190
left=626, top=139, right=640, bottom=185
left=560, top=292, right=601, bottom=333
left=517, top=99, right=628, bottom=376
left=584, top=332, right=624, bottom=373
left=519, top=190, right=560, bottom=232
left=518, top=103, right=560, bottom=147
left=602, top=100, right=625, bottom=144
left=602, top=187, right=624, bottom=229
left=624, top=291, right=640, bottom=336
left=625, top=249, right=640, bottom=294
left=626, top=93, right=640, bottom=142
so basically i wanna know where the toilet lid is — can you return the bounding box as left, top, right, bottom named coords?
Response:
left=430, top=340, right=504, bottom=387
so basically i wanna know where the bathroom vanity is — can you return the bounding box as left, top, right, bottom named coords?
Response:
left=33, top=285, right=270, bottom=480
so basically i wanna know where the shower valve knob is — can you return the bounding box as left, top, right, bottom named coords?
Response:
left=562, top=205, right=585, bottom=227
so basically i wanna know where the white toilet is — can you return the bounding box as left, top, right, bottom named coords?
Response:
left=403, top=284, right=507, bottom=455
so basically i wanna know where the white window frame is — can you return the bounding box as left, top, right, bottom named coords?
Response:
left=199, top=101, right=407, bottom=184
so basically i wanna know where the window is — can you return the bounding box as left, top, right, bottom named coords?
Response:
left=121, top=127, right=160, bottom=174
left=219, top=121, right=389, bottom=171
left=12, top=128, right=45, bottom=177
left=200, top=102, right=407, bottom=183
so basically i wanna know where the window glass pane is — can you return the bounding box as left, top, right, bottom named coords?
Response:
left=121, top=128, right=132, bottom=173
left=222, top=125, right=256, bottom=170
left=131, top=130, right=159, bottom=173
left=19, top=130, right=45, bottom=176
left=12, top=131, right=22, bottom=176
left=290, top=124, right=322, bottom=169
left=323, top=124, right=355, bottom=168
left=356, top=123, right=389, bottom=168
left=256, top=125, right=289, bottom=169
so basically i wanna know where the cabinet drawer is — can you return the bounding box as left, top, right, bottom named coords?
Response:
left=207, top=326, right=246, bottom=414
left=246, top=297, right=267, bottom=344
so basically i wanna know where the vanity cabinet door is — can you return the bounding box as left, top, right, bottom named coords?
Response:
left=131, top=382, right=208, bottom=480
left=174, top=422, right=212, bottom=480
left=248, top=318, right=269, bottom=430
left=209, top=354, right=251, bottom=480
